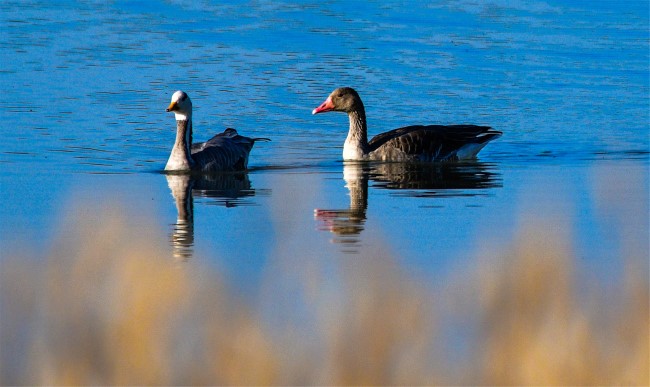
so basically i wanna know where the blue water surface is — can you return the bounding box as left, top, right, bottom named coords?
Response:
left=1, top=1, right=648, bottom=287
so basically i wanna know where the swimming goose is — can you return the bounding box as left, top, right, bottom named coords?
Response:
left=165, top=90, right=269, bottom=172
left=312, top=87, right=502, bottom=162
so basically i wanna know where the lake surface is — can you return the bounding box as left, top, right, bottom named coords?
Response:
left=0, top=1, right=648, bottom=383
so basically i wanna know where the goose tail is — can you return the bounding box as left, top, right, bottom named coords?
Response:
left=457, top=129, right=502, bottom=159
left=476, top=129, right=503, bottom=144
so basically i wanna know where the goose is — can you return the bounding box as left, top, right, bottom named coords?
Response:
left=165, top=90, right=269, bottom=172
left=312, top=87, right=501, bottom=162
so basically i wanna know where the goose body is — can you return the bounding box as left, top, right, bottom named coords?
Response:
left=312, top=87, right=501, bottom=162
left=165, top=90, right=268, bottom=172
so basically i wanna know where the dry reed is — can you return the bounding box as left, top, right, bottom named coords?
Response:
left=1, top=206, right=647, bottom=385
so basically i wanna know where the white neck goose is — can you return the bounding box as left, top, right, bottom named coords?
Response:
left=165, top=90, right=269, bottom=172
left=312, top=87, right=502, bottom=162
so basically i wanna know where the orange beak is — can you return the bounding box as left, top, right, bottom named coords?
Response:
left=312, top=96, right=335, bottom=114
left=166, top=101, right=177, bottom=112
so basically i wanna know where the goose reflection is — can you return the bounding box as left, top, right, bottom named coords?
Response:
left=314, top=161, right=501, bottom=249
left=165, top=173, right=256, bottom=260
left=314, top=165, right=369, bottom=249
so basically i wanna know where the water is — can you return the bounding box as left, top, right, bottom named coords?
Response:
left=1, top=0, right=648, bottom=263
left=0, top=2, right=648, bottom=381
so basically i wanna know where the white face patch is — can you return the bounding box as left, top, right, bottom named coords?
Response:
left=169, top=90, right=192, bottom=120
left=174, top=112, right=189, bottom=121
left=171, top=90, right=185, bottom=103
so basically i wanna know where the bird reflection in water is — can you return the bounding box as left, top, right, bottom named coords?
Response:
left=315, top=162, right=502, bottom=251
left=314, top=164, right=369, bottom=252
left=165, top=172, right=257, bottom=260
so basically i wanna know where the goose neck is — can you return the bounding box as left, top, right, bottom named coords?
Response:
left=165, top=117, right=195, bottom=171
left=175, top=117, right=193, bottom=152
left=347, top=109, right=368, bottom=145
left=343, top=109, right=369, bottom=160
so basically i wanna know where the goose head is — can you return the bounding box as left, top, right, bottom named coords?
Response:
left=166, top=90, right=193, bottom=121
left=312, top=87, right=363, bottom=115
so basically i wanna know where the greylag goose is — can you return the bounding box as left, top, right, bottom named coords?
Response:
left=165, top=90, right=269, bottom=172
left=312, top=87, right=502, bottom=162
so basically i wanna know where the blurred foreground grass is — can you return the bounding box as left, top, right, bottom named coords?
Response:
left=1, top=207, right=648, bottom=385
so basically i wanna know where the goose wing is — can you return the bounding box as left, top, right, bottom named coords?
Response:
left=191, top=129, right=258, bottom=172
left=368, top=124, right=501, bottom=161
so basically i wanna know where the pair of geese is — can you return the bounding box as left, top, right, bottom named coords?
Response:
left=165, top=87, right=502, bottom=172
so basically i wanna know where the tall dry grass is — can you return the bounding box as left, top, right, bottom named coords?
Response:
left=1, top=206, right=648, bottom=385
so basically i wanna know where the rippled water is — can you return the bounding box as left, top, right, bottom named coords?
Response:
left=1, top=1, right=648, bottom=280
